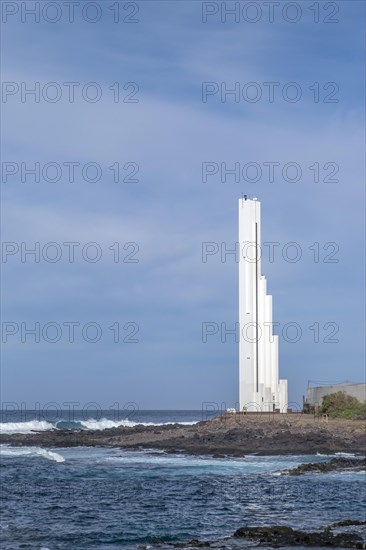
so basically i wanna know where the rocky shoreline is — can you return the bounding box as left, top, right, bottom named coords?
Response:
left=150, top=520, right=366, bottom=549
left=1, top=414, right=365, bottom=456
left=285, top=457, right=366, bottom=475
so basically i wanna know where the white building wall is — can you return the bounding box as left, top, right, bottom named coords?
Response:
left=271, top=336, right=279, bottom=392
left=239, top=198, right=288, bottom=412
left=279, top=380, right=288, bottom=413
left=238, top=199, right=258, bottom=410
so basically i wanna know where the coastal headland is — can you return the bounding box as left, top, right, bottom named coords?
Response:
left=1, top=413, right=365, bottom=456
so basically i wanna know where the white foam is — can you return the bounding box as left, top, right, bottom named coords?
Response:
left=0, top=445, right=65, bottom=463
left=0, top=418, right=199, bottom=434
left=334, top=452, right=356, bottom=458
left=0, top=420, right=54, bottom=434
left=316, top=452, right=358, bottom=459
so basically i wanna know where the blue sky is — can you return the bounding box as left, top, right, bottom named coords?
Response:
left=1, top=0, right=365, bottom=409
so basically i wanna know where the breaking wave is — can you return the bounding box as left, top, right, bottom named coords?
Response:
left=0, top=418, right=199, bottom=434
left=0, top=420, right=55, bottom=434
left=0, top=445, right=65, bottom=463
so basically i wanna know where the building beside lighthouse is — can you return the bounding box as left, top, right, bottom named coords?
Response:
left=239, top=197, right=288, bottom=412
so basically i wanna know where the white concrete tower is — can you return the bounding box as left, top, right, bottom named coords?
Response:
left=239, top=197, right=288, bottom=412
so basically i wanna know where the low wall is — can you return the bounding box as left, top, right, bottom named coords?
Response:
left=307, top=383, right=366, bottom=406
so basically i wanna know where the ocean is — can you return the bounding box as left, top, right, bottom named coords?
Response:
left=0, top=410, right=365, bottom=549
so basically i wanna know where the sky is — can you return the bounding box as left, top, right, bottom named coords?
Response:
left=1, top=0, right=365, bottom=411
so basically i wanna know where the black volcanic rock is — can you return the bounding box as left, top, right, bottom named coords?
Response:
left=233, top=523, right=366, bottom=547
left=286, top=457, right=366, bottom=476
left=1, top=414, right=365, bottom=456
left=152, top=521, right=366, bottom=549
left=173, top=540, right=210, bottom=548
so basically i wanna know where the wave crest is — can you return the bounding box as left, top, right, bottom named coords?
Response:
left=0, top=420, right=54, bottom=434
left=0, top=417, right=199, bottom=434
left=0, top=445, right=65, bottom=463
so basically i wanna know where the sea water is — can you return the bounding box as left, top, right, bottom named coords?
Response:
left=0, top=411, right=365, bottom=549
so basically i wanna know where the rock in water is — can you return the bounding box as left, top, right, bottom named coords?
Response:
left=286, top=457, right=366, bottom=476
left=233, top=522, right=366, bottom=547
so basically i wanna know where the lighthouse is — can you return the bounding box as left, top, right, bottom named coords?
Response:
left=239, top=197, right=288, bottom=412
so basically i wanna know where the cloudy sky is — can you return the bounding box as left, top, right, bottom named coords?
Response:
left=1, top=0, right=365, bottom=410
